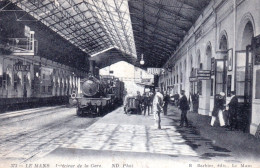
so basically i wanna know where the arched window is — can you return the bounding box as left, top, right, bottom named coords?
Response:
left=241, top=22, right=254, bottom=49
left=219, top=35, right=228, bottom=51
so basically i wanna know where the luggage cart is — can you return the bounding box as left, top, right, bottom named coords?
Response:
left=124, top=96, right=140, bottom=114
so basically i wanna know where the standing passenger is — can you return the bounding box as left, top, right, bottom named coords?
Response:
left=163, top=91, right=170, bottom=115
left=192, top=92, right=199, bottom=113
left=142, top=92, right=149, bottom=116
left=124, top=91, right=133, bottom=114
left=174, top=92, right=180, bottom=107
left=136, top=91, right=142, bottom=114
left=148, top=91, right=154, bottom=115
left=123, top=88, right=127, bottom=103
left=179, top=90, right=190, bottom=127
left=211, top=92, right=226, bottom=127
left=227, top=91, right=238, bottom=130
left=152, top=88, right=164, bottom=129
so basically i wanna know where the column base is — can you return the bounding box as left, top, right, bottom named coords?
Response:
left=250, top=123, right=258, bottom=136
left=198, top=108, right=210, bottom=116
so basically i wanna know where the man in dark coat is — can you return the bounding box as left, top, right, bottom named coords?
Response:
left=179, top=90, right=190, bottom=127
left=174, top=92, right=180, bottom=107
left=163, top=91, right=170, bottom=115
left=142, top=92, right=150, bottom=116
left=136, top=91, right=142, bottom=114
left=191, top=92, right=199, bottom=113
left=227, top=91, right=238, bottom=130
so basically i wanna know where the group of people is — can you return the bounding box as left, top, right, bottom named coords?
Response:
left=170, top=91, right=199, bottom=115
left=142, top=88, right=171, bottom=129
left=211, top=91, right=239, bottom=130
left=124, top=88, right=239, bottom=131
left=150, top=89, right=190, bottom=129
left=124, top=90, right=170, bottom=116
left=124, top=88, right=190, bottom=129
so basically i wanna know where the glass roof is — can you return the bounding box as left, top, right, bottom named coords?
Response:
left=128, top=0, right=211, bottom=67
left=87, top=0, right=137, bottom=57
left=10, top=0, right=137, bottom=58
left=5, top=0, right=211, bottom=68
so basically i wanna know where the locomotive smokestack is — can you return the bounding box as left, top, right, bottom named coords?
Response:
left=89, top=60, right=96, bottom=76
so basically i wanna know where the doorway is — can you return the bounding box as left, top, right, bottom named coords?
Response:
left=235, top=47, right=253, bottom=132
left=235, top=20, right=254, bottom=132
left=214, top=59, right=227, bottom=95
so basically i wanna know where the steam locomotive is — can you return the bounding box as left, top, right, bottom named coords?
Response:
left=72, top=75, right=124, bottom=116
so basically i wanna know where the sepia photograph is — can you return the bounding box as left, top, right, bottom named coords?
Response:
left=0, top=0, right=260, bottom=168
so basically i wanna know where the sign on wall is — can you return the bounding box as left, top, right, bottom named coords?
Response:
left=13, top=64, right=30, bottom=72
left=197, top=70, right=211, bottom=80
left=141, top=78, right=151, bottom=83
left=147, top=68, right=164, bottom=75
left=189, top=77, right=197, bottom=82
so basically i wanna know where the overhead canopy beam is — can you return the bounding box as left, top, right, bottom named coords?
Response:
left=177, top=0, right=203, bottom=11
left=133, top=0, right=194, bottom=23
left=129, top=4, right=188, bottom=31
left=130, top=14, right=185, bottom=37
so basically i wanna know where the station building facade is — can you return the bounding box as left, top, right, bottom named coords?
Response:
left=0, top=54, right=82, bottom=98
left=159, top=0, right=260, bottom=136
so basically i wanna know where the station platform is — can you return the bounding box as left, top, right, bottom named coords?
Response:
left=39, top=105, right=260, bottom=167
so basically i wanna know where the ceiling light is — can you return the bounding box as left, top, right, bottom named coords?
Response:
left=140, top=54, right=144, bottom=65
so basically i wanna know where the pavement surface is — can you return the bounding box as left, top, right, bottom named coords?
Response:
left=1, top=105, right=260, bottom=168
left=40, top=105, right=260, bottom=168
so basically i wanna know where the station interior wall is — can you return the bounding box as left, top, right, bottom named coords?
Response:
left=159, top=0, right=260, bottom=135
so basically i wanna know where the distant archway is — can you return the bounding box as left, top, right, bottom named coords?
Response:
left=241, top=22, right=254, bottom=50
left=237, top=12, right=255, bottom=50
left=219, top=30, right=228, bottom=51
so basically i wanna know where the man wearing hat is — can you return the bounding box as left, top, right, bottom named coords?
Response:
left=227, top=91, right=238, bottom=130
left=152, top=88, right=164, bottom=129
left=179, top=90, right=190, bottom=127
left=163, top=91, right=170, bottom=115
